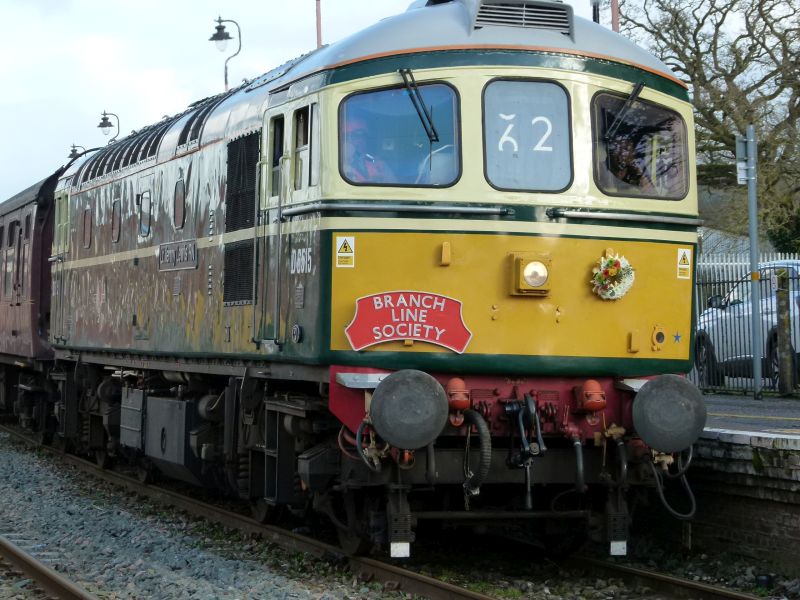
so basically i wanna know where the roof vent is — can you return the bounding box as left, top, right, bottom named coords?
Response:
left=475, top=1, right=573, bottom=37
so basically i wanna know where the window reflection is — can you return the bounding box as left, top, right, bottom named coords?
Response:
left=340, top=84, right=459, bottom=187
left=484, top=80, right=571, bottom=191
left=593, top=93, right=688, bottom=200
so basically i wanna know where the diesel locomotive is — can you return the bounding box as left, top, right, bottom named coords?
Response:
left=1, top=0, right=706, bottom=557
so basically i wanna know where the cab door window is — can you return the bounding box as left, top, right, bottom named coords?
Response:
left=294, top=106, right=310, bottom=191
left=269, top=116, right=285, bottom=198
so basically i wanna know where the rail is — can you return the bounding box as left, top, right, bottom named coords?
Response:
left=0, top=535, right=98, bottom=600
left=567, top=556, right=763, bottom=600
left=0, top=424, right=493, bottom=600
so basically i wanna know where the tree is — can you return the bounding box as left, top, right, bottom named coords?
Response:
left=619, top=0, right=800, bottom=251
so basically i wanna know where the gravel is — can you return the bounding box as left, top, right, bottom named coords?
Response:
left=612, top=536, right=800, bottom=600
left=0, top=432, right=408, bottom=600
left=0, top=566, right=43, bottom=600
left=2, top=428, right=797, bottom=600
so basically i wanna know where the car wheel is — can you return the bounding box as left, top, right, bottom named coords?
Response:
left=695, top=335, right=723, bottom=387
left=767, top=333, right=797, bottom=390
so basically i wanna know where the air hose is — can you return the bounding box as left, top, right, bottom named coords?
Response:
left=647, top=447, right=697, bottom=519
left=463, top=409, right=491, bottom=495
left=664, top=445, right=693, bottom=479
left=573, top=437, right=587, bottom=493
left=355, top=420, right=381, bottom=473
left=615, top=438, right=628, bottom=486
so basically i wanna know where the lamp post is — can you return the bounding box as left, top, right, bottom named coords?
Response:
left=611, top=0, right=619, bottom=32
left=97, top=111, right=120, bottom=143
left=68, top=144, right=86, bottom=159
left=316, top=0, right=322, bottom=48
left=209, top=16, right=241, bottom=92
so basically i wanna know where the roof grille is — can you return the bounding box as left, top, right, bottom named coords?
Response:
left=475, top=1, right=573, bottom=37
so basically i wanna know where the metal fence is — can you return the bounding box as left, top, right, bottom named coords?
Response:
left=690, top=252, right=800, bottom=394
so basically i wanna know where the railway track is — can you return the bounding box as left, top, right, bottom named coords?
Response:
left=0, top=534, right=97, bottom=600
left=567, top=556, right=764, bottom=600
left=0, top=424, right=767, bottom=600
left=0, top=424, right=492, bottom=600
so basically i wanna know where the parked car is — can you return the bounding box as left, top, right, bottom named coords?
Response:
left=695, top=260, right=800, bottom=388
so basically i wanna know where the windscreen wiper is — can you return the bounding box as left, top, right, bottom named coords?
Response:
left=604, top=81, right=645, bottom=142
left=399, top=68, right=439, bottom=143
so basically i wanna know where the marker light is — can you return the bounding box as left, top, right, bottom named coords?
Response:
left=523, top=261, right=549, bottom=287
left=510, top=252, right=552, bottom=296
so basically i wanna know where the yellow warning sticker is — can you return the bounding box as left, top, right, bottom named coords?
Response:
left=677, top=248, right=692, bottom=279
left=336, top=236, right=355, bottom=268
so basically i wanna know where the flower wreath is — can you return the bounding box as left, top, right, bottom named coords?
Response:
left=591, top=252, right=635, bottom=300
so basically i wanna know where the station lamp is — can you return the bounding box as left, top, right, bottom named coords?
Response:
left=97, top=111, right=120, bottom=143
left=208, top=16, right=241, bottom=91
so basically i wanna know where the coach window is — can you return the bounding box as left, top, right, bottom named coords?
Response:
left=15, top=227, right=24, bottom=296
left=24, top=214, right=31, bottom=239
left=82, top=208, right=92, bottom=249
left=0, top=226, right=3, bottom=299
left=483, top=80, right=571, bottom=191
left=339, top=83, right=460, bottom=186
left=592, top=92, right=688, bottom=200
left=173, top=179, right=186, bottom=229
left=139, top=190, right=152, bottom=236
left=4, top=222, right=17, bottom=298
left=269, top=116, right=285, bottom=198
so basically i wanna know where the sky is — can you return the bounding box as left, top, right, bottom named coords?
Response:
left=0, top=0, right=594, bottom=200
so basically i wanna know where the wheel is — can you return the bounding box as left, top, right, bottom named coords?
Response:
left=336, top=525, right=373, bottom=556
left=136, top=464, right=155, bottom=484
left=695, top=335, right=723, bottom=387
left=95, top=449, right=113, bottom=469
left=334, top=490, right=377, bottom=556
left=767, top=335, right=797, bottom=391
left=250, top=498, right=283, bottom=524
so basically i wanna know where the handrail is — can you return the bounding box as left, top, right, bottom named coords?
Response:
left=546, top=208, right=702, bottom=227
left=281, top=201, right=509, bottom=218
left=251, top=158, right=268, bottom=345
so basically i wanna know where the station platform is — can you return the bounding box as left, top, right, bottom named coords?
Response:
left=647, top=394, right=800, bottom=578
left=662, top=394, right=800, bottom=575
left=695, top=392, right=800, bottom=485
left=702, top=392, right=800, bottom=436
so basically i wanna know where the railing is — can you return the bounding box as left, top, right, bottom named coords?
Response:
left=690, top=252, right=800, bottom=394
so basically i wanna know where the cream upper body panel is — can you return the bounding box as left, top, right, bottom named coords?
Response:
left=310, top=66, right=697, bottom=216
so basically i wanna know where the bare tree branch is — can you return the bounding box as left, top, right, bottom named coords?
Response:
left=621, top=0, right=800, bottom=251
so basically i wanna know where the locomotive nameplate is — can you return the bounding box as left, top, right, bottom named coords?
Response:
left=158, top=240, right=198, bottom=271
left=345, top=291, right=472, bottom=353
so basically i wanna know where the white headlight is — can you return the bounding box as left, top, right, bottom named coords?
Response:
left=523, top=261, right=549, bottom=287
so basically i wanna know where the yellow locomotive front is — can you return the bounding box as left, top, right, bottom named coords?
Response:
left=248, top=0, right=705, bottom=556
left=260, top=1, right=707, bottom=557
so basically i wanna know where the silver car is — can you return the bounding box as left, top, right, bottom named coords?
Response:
left=695, top=260, right=800, bottom=388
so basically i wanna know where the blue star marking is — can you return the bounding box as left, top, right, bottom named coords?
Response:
left=673, top=332, right=682, bottom=343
